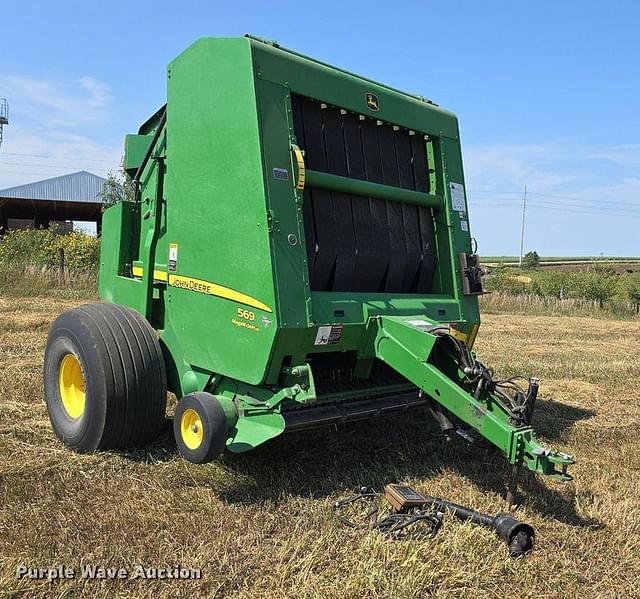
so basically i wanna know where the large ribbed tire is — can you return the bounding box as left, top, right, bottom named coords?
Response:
left=43, top=303, right=167, bottom=452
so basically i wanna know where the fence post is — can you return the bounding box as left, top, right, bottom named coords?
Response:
left=59, top=247, right=65, bottom=284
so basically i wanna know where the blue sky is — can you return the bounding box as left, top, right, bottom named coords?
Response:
left=1, top=0, right=639, bottom=255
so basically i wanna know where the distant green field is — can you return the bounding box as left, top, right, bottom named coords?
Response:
left=482, top=256, right=640, bottom=264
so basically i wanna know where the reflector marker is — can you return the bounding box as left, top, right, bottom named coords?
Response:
left=293, top=147, right=306, bottom=190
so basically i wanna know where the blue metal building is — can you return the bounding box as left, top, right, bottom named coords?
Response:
left=0, top=171, right=107, bottom=234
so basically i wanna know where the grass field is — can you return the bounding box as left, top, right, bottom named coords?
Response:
left=481, top=256, right=640, bottom=264
left=1, top=293, right=640, bottom=598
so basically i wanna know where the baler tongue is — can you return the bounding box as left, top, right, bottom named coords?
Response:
left=371, top=315, right=574, bottom=480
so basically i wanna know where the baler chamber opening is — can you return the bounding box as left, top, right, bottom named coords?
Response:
left=291, top=94, right=438, bottom=295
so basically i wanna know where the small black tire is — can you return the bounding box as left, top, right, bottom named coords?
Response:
left=174, top=392, right=228, bottom=463
left=43, top=303, right=167, bottom=452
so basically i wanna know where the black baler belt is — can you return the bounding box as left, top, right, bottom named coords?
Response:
left=321, top=106, right=356, bottom=291
left=360, top=119, right=390, bottom=292
left=300, top=100, right=336, bottom=290
left=378, top=123, right=407, bottom=292
left=342, top=113, right=379, bottom=292
left=394, top=129, right=423, bottom=292
left=290, top=94, right=438, bottom=294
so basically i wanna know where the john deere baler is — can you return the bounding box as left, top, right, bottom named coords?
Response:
left=44, top=36, right=573, bottom=480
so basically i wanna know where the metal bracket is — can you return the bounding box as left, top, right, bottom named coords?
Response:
left=266, top=209, right=280, bottom=233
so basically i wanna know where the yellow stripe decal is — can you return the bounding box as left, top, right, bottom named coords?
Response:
left=132, top=266, right=168, bottom=281
left=131, top=267, right=271, bottom=313
left=168, top=274, right=272, bottom=313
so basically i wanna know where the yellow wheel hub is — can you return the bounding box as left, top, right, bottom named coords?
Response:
left=181, top=408, right=204, bottom=450
left=59, top=354, right=86, bottom=419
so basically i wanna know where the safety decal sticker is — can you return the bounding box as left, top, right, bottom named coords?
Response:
left=449, top=182, right=466, bottom=212
left=314, top=324, right=343, bottom=345
left=168, top=243, right=178, bottom=272
left=460, top=220, right=469, bottom=232
left=407, top=319, right=433, bottom=332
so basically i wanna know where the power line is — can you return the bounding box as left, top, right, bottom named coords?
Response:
left=0, top=168, right=108, bottom=178
left=468, top=201, right=640, bottom=218
left=469, top=197, right=640, bottom=215
left=471, top=187, right=628, bottom=203
left=470, top=194, right=640, bottom=213
left=470, top=188, right=639, bottom=209
left=533, top=201, right=639, bottom=215
left=0, top=160, right=117, bottom=171
left=0, top=169, right=67, bottom=176
left=530, top=189, right=636, bottom=203
left=468, top=191, right=640, bottom=212
left=1, top=151, right=116, bottom=163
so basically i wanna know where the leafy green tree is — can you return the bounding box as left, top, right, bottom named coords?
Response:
left=522, top=250, right=540, bottom=269
left=569, top=271, right=615, bottom=308
left=99, top=169, right=135, bottom=206
left=532, top=270, right=569, bottom=298
left=485, top=266, right=530, bottom=294
left=616, top=273, right=640, bottom=312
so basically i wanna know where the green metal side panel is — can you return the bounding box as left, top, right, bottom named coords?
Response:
left=250, top=39, right=459, bottom=138
left=436, top=134, right=481, bottom=326
left=123, top=134, right=152, bottom=176
left=159, top=38, right=277, bottom=386
left=98, top=200, right=143, bottom=304
left=253, top=78, right=311, bottom=331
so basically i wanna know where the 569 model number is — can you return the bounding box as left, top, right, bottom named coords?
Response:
left=237, top=308, right=255, bottom=321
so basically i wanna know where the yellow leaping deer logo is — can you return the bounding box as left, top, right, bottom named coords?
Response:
left=365, top=93, right=379, bottom=111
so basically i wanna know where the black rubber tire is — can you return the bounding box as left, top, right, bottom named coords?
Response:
left=174, top=392, right=228, bottom=463
left=43, top=303, right=167, bottom=452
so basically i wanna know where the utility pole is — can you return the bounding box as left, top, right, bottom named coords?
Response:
left=518, top=184, right=527, bottom=267
left=0, top=99, right=8, bottom=150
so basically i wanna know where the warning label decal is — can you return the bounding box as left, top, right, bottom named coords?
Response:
left=407, top=319, right=434, bottom=333
left=168, top=243, right=178, bottom=272
left=449, top=182, right=466, bottom=212
left=314, top=325, right=343, bottom=345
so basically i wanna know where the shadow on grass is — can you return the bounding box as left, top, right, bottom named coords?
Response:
left=533, top=398, right=596, bottom=441
left=129, top=400, right=599, bottom=529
